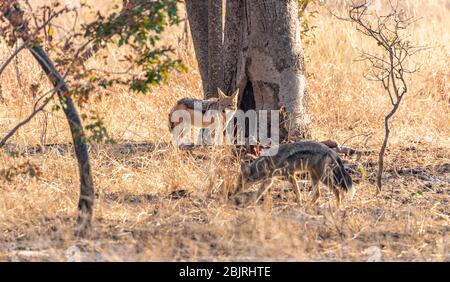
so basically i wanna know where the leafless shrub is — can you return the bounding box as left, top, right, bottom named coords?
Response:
left=343, top=0, right=425, bottom=192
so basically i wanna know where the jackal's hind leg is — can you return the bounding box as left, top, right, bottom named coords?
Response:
left=234, top=174, right=244, bottom=195
left=288, top=175, right=302, bottom=205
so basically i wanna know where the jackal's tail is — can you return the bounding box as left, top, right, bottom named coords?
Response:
left=331, top=156, right=355, bottom=199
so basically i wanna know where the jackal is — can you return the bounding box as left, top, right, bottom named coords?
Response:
left=235, top=141, right=355, bottom=206
left=168, top=88, right=239, bottom=141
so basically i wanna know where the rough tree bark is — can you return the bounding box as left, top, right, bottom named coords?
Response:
left=223, top=0, right=243, bottom=95
left=185, top=0, right=224, bottom=98
left=0, top=2, right=94, bottom=237
left=187, top=0, right=310, bottom=140
left=185, top=0, right=210, bottom=96
left=207, top=0, right=223, bottom=98
left=244, top=0, right=310, bottom=140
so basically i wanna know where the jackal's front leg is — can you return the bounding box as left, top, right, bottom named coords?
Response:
left=234, top=175, right=244, bottom=195
left=253, top=178, right=274, bottom=205
left=231, top=177, right=256, bottom=207
left=332, top=187, right=341, bottom=208
left=288, top=175, right=302, bottom=205
left=309, top=177, right=321, bottom=206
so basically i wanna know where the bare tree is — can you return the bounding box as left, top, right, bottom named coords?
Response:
left=345, top=1, right=423, bottom=192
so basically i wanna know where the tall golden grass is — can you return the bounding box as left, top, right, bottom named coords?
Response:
left=0, top=0, right=448, bottom=261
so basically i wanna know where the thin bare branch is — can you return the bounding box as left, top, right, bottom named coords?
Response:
left=0, top=43, right=25, bottom=76
left=0, top=5, right=70, bottom=77
left=0, top=91, right=56, bottom=147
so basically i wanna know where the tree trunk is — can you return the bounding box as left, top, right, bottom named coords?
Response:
left=29, top=47, right=95, bottom=237
left=188, top=0, right=310, bottom=140
left=185, top=0, right=209, bottom=96
left=241, top=0, right=310, bottom=140
left=223, top=0, right=243, bottom=95
left=185, top=0, right=224, bottom=98
left=207, top=0, right=223, bottom=98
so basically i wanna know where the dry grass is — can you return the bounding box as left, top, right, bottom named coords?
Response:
left=0, top=0, right=448, bottom=261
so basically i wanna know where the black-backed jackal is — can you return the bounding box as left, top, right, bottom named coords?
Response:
left=235, top=141, right=355, bottom=206
left=168, top=88, right=239, bottom=143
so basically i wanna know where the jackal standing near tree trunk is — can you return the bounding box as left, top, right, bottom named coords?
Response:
left=235, top=141, right=355, bottom=206
left=168, top=88, right=239, bottom=145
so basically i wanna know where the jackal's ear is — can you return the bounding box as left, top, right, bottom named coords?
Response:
left=217, top=88, right=227, bottom=98
left=231, top=88, right=239, bottom=98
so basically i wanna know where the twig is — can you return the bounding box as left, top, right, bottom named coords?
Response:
left=0, top=43, right=26, bottom=76
left=0, top=91, right=56, bottom=147
left=0, top=5, right=69, bottom=77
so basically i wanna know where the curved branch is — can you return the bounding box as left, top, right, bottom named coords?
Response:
left=1, top=1, right=95, bottom=237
